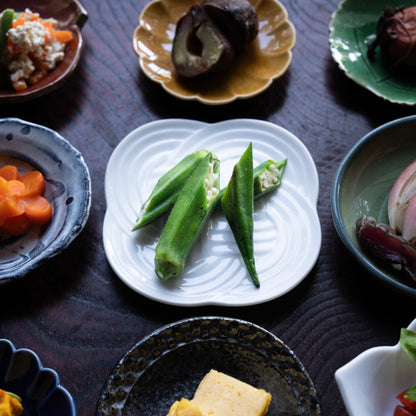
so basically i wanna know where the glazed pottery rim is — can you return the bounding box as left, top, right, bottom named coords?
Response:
left=331, top=115, right=416, bottom=297
left=0, top=338, right=76, bottom=415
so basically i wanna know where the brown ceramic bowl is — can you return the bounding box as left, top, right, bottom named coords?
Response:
left=132, top=0, right=296, bottom=105
left=0, top=0, right=88, bottom=103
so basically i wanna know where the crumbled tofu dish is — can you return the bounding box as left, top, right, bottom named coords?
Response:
left=0, top=8, right=73, bottom=91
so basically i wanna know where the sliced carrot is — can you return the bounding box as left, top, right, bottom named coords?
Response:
left=0, top=179, right=25, bottom=198
left=1, top=213, right=32, bottom=236
left=22, top=195, right=52, bottom=225
left=28, top=68, right=48, bottom=85
left=19, top=171, right=45, bottom=196
left=0, top=165, right=20, bottom=181
left=12, top=79, right=27, bottom=92
left=53, top=30, right=73, bottom=43
left=0, top=197, right=25, bottom=225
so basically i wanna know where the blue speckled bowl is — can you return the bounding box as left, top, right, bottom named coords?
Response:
left=0, top=339, right=76, bottom=416
left=0, top=118, right=91, bottom=283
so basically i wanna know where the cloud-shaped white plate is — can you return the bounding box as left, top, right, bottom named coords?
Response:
left=335, top=317, right=416, bottom=416
left=103, top=119, right=320, bottom=306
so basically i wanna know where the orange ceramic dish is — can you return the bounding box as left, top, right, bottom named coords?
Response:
left=132, top=0, right=296, bottom=105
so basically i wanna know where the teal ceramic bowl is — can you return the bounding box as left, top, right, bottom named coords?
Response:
left=331, top=116, right=416, bottom=297
left=329, top=0, right=416, bottom=105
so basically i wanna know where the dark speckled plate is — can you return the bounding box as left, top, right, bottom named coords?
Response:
left=96, top=317, right=321, bottom=416
left=0, top=118, right=91, bottom=282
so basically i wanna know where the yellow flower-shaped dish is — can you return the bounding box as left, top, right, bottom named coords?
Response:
left=132, top=0, right=296, bottom=104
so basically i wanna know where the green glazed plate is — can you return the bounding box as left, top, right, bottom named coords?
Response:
left=329, top=0, right=416, bottom=105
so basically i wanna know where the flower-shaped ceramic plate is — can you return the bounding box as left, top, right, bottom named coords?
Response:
left=329, top=0, right=416, bottom=105
left=0, top=338, right=76, bottom=416
left=331, top=115, right=416, bottom=297
left=0, top=0, right=88, bottom=103
left=103, top=118, right=320, bottom=307
left=0, top=118, right=91, bottom=283
left=335, top=317, right=416, bottom=416
left=132, top=0, right=296, bottom=104
left=97, top=317, right=321, bottom=416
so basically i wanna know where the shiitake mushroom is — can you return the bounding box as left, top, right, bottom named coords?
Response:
left=172, top=4, right=234, bottom=78
left=171, top=0, right=258, bottom=78
left=368, top=6, right=416, bottom=67
left=202, top=0, right=258, bottom=51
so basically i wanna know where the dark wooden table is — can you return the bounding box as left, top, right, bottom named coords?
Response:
left=0, top=0, right=415, bottom=415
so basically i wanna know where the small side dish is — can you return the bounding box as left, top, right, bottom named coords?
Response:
left=0, top=338, right=76, bottom=416
left=0, top=0, right=87, bottom=103
left=335, top=318, right=416, bottom=416
left=393, top=328, right=416, bottom=416
left=0, top=8, right=73, bottom=92
left=0, top=118, right=91, bottom=283
left=329, top=0, right=416, bottom=105
left=132, top=0, right=295, bottom=104
left=167, top=369, right=271, bottom=416
left=331, top=115, right=416, bottom=297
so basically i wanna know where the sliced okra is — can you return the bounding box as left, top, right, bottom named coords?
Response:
left=218, top=158, right=287, bottom=201
left=155, top=152, right=220, bottom=280
left=221, top=142, right=259, bottom=287
left=132, top=149, right=210, bottom=230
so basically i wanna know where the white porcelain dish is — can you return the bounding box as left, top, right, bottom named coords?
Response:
left=335, top=317, right=416, bottom=416
left=103, top=119, right=320, bottom=306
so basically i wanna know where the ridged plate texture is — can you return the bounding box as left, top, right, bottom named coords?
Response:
left=103, top=119, right=320, bottom=306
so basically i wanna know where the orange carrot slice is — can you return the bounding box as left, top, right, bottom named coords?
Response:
left=0, top=197, right=25, bottom=225
left=1, top=213, right=32, bottom=236
left=20, top=171, right=45, bottom=196
left=22, top=195, right=52, bottom=225
left=0, top=165, right=20, bottom=181
left=53, top=30, right=73, bottom=43
left=0, top=179, right=25, bottom=198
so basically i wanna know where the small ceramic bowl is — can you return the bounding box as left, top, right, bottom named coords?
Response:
left=0, top=118, right=91, bottom=283
left=331, top=115, right=416, bottom=297
left=132, top=0, right=296, bottom=105
left=0, top=338, right=76, bottom=416
left=335, top=317, right=416, bottom=416
left=0, top=0, right=88, bottom=103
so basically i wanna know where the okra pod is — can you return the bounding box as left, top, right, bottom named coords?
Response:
left=132, top=149, right=210, bottom=230
left=155, top=152, right=220, bottom=280
left=218, top=158, right=287, bottom=200
left=221, top=142, right=259, bottom=287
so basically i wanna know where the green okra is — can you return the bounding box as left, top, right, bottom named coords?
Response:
left=218, top=158, right=287, bottom=201
left=221, top=142, right=259, bottom=287
left=133, top=149, right=210, bottom=230
left=155, top=152, right=220, bottom=280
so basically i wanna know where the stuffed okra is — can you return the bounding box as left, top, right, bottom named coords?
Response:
left=221, top=142, right=259, bottom=287
left=154, top=152, right=220, bottom=280
left=133, top=149, right=210, bottom=230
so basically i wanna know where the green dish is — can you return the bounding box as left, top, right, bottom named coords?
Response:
left=331, top=116, right=416, bottom=297
left=329, top=0, right=416, bottom=105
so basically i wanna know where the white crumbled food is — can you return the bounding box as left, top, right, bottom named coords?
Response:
left=259, top=164, right=278, bottom=191
left=1, top=9, right=67, bottom=84
left=204, top=162, right=219, bottom=205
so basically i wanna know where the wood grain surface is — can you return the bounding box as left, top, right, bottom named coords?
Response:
left=0, top=0, right=415, bottom=415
